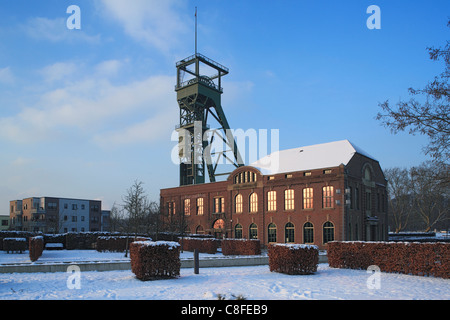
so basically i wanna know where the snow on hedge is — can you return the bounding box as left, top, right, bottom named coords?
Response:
left=271, top=243, right=318, bottom=250
left=133, top=240, right=180, bottom=250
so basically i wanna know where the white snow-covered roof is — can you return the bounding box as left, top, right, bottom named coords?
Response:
left=250, top=139, right=376, bottom=175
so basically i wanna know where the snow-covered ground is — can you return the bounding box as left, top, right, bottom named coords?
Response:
left=0, top=250, right=449, bottom=300
left=0, top=249, right=234, bottom=265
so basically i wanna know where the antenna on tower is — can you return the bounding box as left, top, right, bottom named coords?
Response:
left=195, top=7, right=198, bottom=55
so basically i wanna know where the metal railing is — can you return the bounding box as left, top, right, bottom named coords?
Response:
left=175, top=76, right=223, bottom=92
left=176, top=53, right=229, bottom=73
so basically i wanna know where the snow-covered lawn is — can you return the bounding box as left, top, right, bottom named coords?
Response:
left=0, top=250, right=449, bottom=300
left=0, top=249, right=236, bottom=265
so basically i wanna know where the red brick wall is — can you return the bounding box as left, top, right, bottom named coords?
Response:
left=161, top=159, right=387, bottom=251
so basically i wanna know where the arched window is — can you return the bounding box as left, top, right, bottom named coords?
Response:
left=364, top=167, right=372, bottom=181
left=268, top=223, right=277, bottom=243
left=213, top=219, right=225, bottom=230
left=303, top=222, right=314, bottom=244
left=235, top=194, right=243, bottom=213
left=323, top=221, right=335, bottom=244
left=234, top=171, right=257, bottom=184
left=249, top=223, right=258, bottom=239
left=285, top=222, right=295, bottom=243
left=196, top=225, right=204, bottom=234
left=249, top=193, right=258, bottom=213
left=234, top=224, right=243, bottom=239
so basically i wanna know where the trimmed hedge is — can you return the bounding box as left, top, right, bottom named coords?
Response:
left=44, top=234, right=66, bottom=249
left=96, top=236, right=151, bottom=252
left=3, top=238, right=28, bottom=253
left=29, top=236, right=44, bottom=262
left=0, top=231, right=36, bottom=250
left=65, top=232, right=110, bottom=250
left=222, top=239, right=261, bottom=256
left=268, top=243, right=319, bottom=275
left=179, top=237, right=218, bottom=254
left=130, top=241, right=181, bottom=281
left=328, top=241, right=450, bottom=279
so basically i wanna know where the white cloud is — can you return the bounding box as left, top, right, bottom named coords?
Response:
left=0, top=67, right=15, bottom=84
left=93, top=110, right=176, bottom=147
left=95, top=59, right=123, bottom=77
left=40, top=62, right=78, bottom=83
left=0, top=60, right=176, bottom=146
left=23, top=17, right=100, bottom=43
left=11, top=157, right=34, bottom=167
left=98, top=0, right=189, bottom=52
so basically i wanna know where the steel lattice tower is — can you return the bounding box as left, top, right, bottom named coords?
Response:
left=175, top=53, right=243, bottom=186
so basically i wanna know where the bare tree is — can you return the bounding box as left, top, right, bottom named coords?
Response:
left=122, top=180, right=153, bottom=256
left=376, top=20, right=450, bottom=162
left=410, top=161, right=449, bottom=232
left=385, top=167, right=414, bottom=233
left=108, top=202, right=125, bottom=233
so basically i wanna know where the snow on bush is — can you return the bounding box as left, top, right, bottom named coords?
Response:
left=268, top=243, right=319, bottom=275
left=130, top=241, right=181, bottom=281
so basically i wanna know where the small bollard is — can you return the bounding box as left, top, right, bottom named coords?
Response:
left=194, top=249, right=199, bottom=274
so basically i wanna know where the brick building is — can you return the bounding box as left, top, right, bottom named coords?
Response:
left=160, top=140, right=388, bottom=250
left=9, top=197, right=107, bottom=233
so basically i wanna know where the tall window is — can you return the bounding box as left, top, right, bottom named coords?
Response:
left=284, top=189, right=295, bottom=211
left=214, top=197, right=225, bottom=213
left=235, top=224, right=243, bottom=239
left=267, top=191, right=276, bottom=211
left=167, top=201, right=176, bottom=215
left=355, top=187, right=360, bottom=210
left=184, top=199, right=190, bottom=216
left=366, top=192, right=372, bottom=211
left=249, top=193, right=258, bottom=213
left=196, top=198, right=204, bottom=215
left=322, top=186, right=334, bottom=208
left=285, top=222, right=295, bottom=243
left=303, top=222, right=314, bottom=244
left=249, top=223, right=258, bottom=239
left=303, top=188, right=313, bottom=209
left=323, top=221, right=335, bottom=244
left=268, top=223, right=277, bottom=243
left=235, top=194, right=243, bottom=213
left=349, top=187, right=353, bottom=209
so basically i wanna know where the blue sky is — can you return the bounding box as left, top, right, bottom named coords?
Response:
left=0, top=0, right=448, bottom=211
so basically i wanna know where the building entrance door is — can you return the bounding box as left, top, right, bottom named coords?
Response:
left=213, top=219, right=225, bottom=239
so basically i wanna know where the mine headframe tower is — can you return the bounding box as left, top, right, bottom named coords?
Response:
left=175, top=53, right=243, bottom=186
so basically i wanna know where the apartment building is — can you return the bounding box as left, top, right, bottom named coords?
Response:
left=9, top=197, right=107, bottom=233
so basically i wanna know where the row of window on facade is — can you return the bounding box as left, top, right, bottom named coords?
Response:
left=167, top=185, right=386, bottom=215
left=12, top=203, right=101, bottom=212
left=192, top=220, right=335, bottom=244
